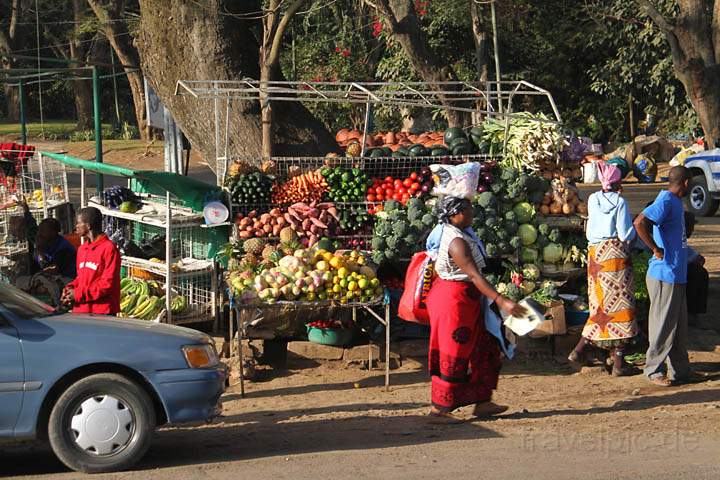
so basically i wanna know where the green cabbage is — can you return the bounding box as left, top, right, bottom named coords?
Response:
left=543, top=243, right=564, bottom=263
left=513, top=202, right=535, bottom=224
left=520, top=247, right=539, bottom=263
left=518, top=223, right=538, bottom=246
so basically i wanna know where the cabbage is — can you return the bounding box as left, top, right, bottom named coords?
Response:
left=518, top=223, right=538, bottom=246
left=513, top=202, right=535, bottom=224
left=520, top=247, right=539, bottom=263
left=543, top=243, right=564, bottom=263
left=522, top=263, right=540, bottom=281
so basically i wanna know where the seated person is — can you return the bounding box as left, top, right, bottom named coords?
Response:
left=684, top=212, right=708, bottom=324
left=32, top=218, right=77, bottom=279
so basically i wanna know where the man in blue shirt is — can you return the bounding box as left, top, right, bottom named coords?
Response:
left=633, top=166, right=691, bottom=387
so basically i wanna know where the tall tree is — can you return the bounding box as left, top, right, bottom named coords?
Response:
left=86, top=0, right=148, bottom=139
left=0, top=0, right=27, bottom=121
left=373, top=0, right=467, bottom=127
left=42, top=0, right=99, bottom=129
left=638, top=0, right=720, bottom=146
left=136, top=0, right=337, bottom=168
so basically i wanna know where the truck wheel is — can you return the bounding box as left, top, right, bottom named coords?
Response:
left=687, top=175, right=719, bottom=217
left=48, top=373, right=156, bottom=473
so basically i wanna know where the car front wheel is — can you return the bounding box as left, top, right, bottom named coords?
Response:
left=48, top=373, right=156, bottom=473
left=687, top=174, right=720, bottom=217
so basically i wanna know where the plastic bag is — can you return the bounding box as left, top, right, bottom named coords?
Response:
left=430, top=162, right=480, bottom=199
left=633, top=154, right=657, bottom=183
left=582, top=161, right=599, bottom=184
left=397, top=252, right=435, bottom=325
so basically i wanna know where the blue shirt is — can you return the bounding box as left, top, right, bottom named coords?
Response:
left=642, top=190, right=687, bottom=284
left=586, top=191, right=635, bottom=244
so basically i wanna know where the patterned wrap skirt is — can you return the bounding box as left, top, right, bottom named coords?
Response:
left=583, top=238, right=638, bottom=349
left=426, top=278, right=501, bottom=412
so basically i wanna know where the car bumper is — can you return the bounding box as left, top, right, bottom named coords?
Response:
left=145, top=363, right=227, bottom=425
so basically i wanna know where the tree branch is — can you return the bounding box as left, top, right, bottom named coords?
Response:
left=374, top=0, right=400, bottom=31
left=8, top=0, right=21, bottom=41
left=41, top=24, right=70, bottom=60
left=713, top=0, right=720, bottom=64
left=637, top=0, right=684, bottom=64
left=267, top=0, right=307, bottom=67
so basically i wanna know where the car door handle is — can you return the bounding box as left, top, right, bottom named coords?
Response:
left=0, top=382, right=42, bottom=392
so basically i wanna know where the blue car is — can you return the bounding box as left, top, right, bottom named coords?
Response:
left=0, top=283, right=226, bottom=473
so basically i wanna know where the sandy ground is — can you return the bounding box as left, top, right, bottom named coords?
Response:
left=1, top=141, right=719, bottom=479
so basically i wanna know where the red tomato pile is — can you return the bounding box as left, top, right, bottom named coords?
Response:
left=366, top=167, right=433, bottom=214
left=307, top=319, right=344, bottom=329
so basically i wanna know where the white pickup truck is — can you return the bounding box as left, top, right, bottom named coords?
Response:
left=684, top=148, right=720, bottom=216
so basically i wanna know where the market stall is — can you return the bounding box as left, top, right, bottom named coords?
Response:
left=41, top=152, right=227, bottom=327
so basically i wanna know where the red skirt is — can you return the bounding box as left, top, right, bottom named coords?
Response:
left=427, top=278, right=501, bottom=412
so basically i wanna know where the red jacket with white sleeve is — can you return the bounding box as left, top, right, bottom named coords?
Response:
left=67, top=234, right=121, bottom=315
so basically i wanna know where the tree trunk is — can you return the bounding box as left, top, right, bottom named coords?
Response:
left=0, top=0, right=24, bottom=122
left=470, top=0, right=490, bottom=124
left=74, top=78, right=95, bottom=130
left=259, top=64, right=274, bottom=159
left=87, top=0, right=148, bottom=140
left=3, top=83, right=20, bottom=122
left=375, top=0, right=469, bottom=127
left=136, top=0, right=337, bottom=171
left=639, top=0, right=720, bottom=147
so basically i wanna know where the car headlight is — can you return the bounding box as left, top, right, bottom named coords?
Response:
left=182, top=344, right=219, bottom=368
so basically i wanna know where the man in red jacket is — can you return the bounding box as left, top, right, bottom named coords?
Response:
left=61, top=207, right=121, bottom=315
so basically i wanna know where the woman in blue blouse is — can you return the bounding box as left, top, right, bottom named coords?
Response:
left=568, top=163, right=638, bottom=376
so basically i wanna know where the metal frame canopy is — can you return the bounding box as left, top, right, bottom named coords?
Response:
left=174, top=79, right=563, bottom=181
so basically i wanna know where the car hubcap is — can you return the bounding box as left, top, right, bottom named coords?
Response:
left=690, top=185, right=706, bottom=210
left=70, top=395, right=134, bottom=456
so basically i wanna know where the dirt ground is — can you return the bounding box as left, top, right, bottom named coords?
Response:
left=2, top=141, right=720, bottom=479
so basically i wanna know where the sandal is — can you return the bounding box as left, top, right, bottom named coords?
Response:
left=428, top=408, right=466, bottom=424
left=648, top=375, right=673, bottom=387
left=567, top=350, right=586, bottom=366
left=612, top=364, right=640, bottom=377
left=472, top=402, right=509, bottom=418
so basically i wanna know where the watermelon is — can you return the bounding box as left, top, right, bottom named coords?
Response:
left=448, top=136, right=470, bottom=149
left=444, top=127, right=466, bottom=145
left=409, top=143, right=429, bottom=157
left=368, top=148, right=384, bottom=158
left=451, top=144, right=473, bottom=155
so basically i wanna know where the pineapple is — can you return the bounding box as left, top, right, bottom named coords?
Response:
left=279, top=240, right=301, bottom=256
left=243, top=238, right=265, bottom=256
left=228, top=160, right=253, bottom=177
left=345, top=141, right=361, bottom=157
left=279, top=226, right=298, bottom=244
left=241, top=252, right=259, bottom=268
left=261, top=244, right=277, bottom=261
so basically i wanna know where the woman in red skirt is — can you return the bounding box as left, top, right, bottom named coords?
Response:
left=427, top=197, right=525, bottom=420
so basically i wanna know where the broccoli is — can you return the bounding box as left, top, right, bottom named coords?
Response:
left=506, top=183, right=522, bottom=200
left=393, top=220, right=410, bottom=237
left=375, top=221, right=392, bottom=237
left=406, top=197, right=424, bottom=212
left=384, top=200, right=401, bottom=212
left=386, top=235, right=400, bottom=250
left=485, top=216, right=498, bottom=228
left=403, top=233, right=419, bottom=246
left=536, top=234, right=549, bottom=248
left=498, top=201, right=513, bottom=215
left=518, top=173, right=531, bottom=188
left=497, top=240, right=510, bottom=254
left=496, top=229, right=509, bottom=241
left=500, top=167, right=516, bottom=182
left=549, top=228, right=561, bottom=243
left=490, top=182, right=505, bottom=194
left=485, top=243, right=499, bottom=258
left=477, top=191, right=497, bottom=209
left=505, top=283, right=522, bottom=302
left=371, top=236, right=386, bottom=250
left=538, top=223, right=550, bottom=236
left=408, top=207, right=424, bottom=222
left=384, top=249, right=398, bottom=260
left=410, top=221, right=425, bottom=232
left=504, top=211, right=517, bottom=223
left=421, top=213, right=436, bottom=227
left=504, top=219, right=518, bottom=234
left=509, top=236, right=522, bottom=250
left=388, top=210, right=404, bottom=223
left=371, top=250, right=386, bottom=265
left=475, top=227, right=488, bottom=240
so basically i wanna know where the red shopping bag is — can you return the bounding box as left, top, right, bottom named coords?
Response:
left=398, top=252, right=435, bottom=325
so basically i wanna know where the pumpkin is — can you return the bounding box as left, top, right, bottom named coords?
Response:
left=335, top=128, right=350, bottom=143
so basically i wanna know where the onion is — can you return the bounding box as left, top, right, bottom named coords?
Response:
left=477, top=184, right=488, bottom=193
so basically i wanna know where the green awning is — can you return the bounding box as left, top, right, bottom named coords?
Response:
left=41, top=152, right=222, bottom=212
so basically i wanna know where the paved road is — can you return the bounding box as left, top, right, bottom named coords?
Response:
left=2, top=421, right=719, bottom=480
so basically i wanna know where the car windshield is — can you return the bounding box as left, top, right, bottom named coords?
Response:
left=0, top=282, right=56, bottom=318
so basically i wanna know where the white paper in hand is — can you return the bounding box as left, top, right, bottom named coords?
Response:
left=501, top=298, right=545, bottom=337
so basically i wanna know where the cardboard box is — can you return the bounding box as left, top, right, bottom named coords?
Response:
left=528, top=300, right=566, bottom=338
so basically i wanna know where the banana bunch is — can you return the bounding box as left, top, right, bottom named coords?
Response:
left=170, top=295, right=187, bottom=314
left=123, top=295, right=165, bottom=320
left=121, top=277, right=150, bottom=297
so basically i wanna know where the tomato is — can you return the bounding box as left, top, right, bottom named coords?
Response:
left=401, top=193, right=410, bottom=203
left=376, top=193, right=384, bottom=201
left=384, top=176, right=393, bottom=184
left=366, top=194, right=376, bottom=202
left=396, top=186, right=406, bottom=195
left=410, top=172, right=418, bottom=180
left=392, top=192, right=402, bottom=201
left=410, top=182, right=420, bottom=192
left=375, top=186, right=384, bottom=195
left=385, top=188, right=394, bottom=197
left=403, top=178, right=413, bottom=188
